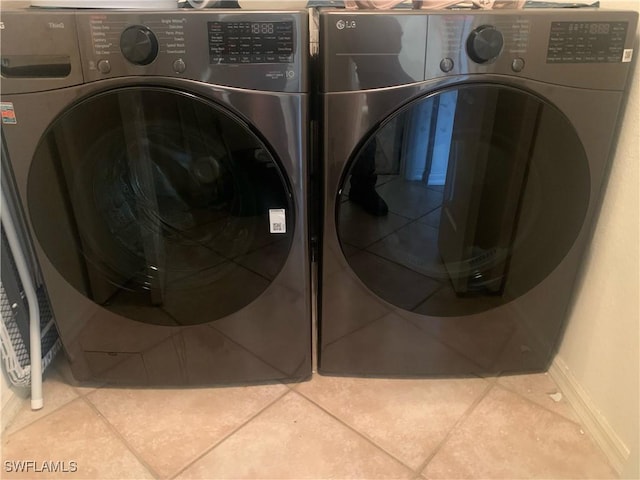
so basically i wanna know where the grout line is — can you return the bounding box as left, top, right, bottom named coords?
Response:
left=81, top=395, right=161, bottom=479
left=2, top=374, right=83, bottom=438
left=1, top=387, right=28, bottom=435
left=3, top=401, right=74, bottom=439
left=291, top=389, right=419, bottom=476
left=168, top=387, right=293, bottom=480
left=496, top=372, right=622, bottom=474
left=416, top=381, right=495, bottom=476
left=493, top=373, right=586, bottom=428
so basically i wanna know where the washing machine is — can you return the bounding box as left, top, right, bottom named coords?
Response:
left=318, top=8, right=637, bottom=376
left=0, top=6, right=312, bottom=385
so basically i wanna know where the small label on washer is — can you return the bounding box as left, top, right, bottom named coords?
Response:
left=269, top=209, right=286, bottom=234
left=622, top=49, right=633, bottom=63
left=0, top=102, right=17, bottom=125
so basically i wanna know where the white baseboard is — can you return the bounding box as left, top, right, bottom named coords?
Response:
left=549, top=357, right=630, bottom=475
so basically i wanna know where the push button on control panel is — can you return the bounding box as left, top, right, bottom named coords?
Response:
left=511, top=57, right=525, bottom=72
left=440, top=57, right=454, bottom=73
left=173, top=58, right=186, bottom=74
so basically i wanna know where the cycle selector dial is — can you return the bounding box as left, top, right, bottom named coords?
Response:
left=120, top=25, right=159, bottom=66
left=467, top=25, right=504, bottom=64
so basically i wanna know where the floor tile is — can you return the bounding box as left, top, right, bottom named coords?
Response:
left=177, top=391, right=414, bottom=479
left=86, top=382, right=288, bottom=478
left=5, top=367, right=79, bottom=435
left=423, top=385, right=618, bottom=479
left=497, top=372, right=581, bottom=424
left=1, top=398, right=152, bottom=479
left=297, top=374, right=488, bottom=469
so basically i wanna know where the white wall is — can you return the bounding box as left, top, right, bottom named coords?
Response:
left=556, top=1, right=640, bottom=478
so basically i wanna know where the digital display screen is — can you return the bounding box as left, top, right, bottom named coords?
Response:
left=251, top=23, right=275, bottom=35
left=547, top=21, right=628, bottom=63
left=208, top=21, right=294, bottom=65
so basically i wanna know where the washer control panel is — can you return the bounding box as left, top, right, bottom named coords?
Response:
left=75, top=10, right=307, bottom=92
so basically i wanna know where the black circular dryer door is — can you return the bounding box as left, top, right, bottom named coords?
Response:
left=29, top=87, right=295, bottom=326
left=337, top=84, right=590, bottom=317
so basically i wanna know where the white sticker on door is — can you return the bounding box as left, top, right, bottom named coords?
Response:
left=269, top=209, right=286, bottom=234
left=622, top=49, right=633, bottom=63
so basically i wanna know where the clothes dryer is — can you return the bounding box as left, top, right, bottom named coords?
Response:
left=318, top=8, right=637, bottom=376
left=1, top=7, right=311, bottom=385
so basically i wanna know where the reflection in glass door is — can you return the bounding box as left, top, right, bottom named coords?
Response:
left=29, top=87, right=295, bottom=326
left=337, top=84, right=590, bottom=317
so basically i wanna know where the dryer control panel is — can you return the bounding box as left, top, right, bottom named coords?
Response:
left=320, top=9, right=638, bottom=92
left=423, top=11, right=637, bottom=90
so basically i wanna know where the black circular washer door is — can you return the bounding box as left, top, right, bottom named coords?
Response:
left=336, top=84, right=590, bottom=317
left=29, top=87, right=295, bottom=326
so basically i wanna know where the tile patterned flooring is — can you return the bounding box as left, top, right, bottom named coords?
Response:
left=2, top=356, right=618, bottom=479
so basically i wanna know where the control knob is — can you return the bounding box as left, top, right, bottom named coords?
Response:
left=120, top=25, right=159, bottom=66
left=467, top=25, right=504, bottom=64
